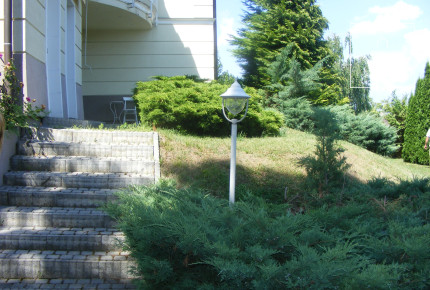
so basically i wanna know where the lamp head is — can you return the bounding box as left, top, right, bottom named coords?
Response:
left=221, top=81, right=250, bottom=116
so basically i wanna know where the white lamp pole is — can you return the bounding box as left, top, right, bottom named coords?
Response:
left=220, top=81, right=250, bottom=204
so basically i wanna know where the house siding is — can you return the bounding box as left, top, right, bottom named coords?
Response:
left=83, top=0, right=215, bottom=98
left=83, top=0, right=215, bottom=122
left=1, top=0, right=84, bottom=119
left=83, top=24, right=215, bottom=96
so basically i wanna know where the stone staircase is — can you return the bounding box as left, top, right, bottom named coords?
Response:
left=0, top=125, right=160, bottom=288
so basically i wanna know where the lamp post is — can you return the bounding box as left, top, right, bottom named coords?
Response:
left=220, top=81, right=250, bottom=204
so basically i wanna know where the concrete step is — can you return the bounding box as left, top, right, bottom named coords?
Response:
left=0, top=206, right=114, bottom=228
left=18, top=140, right=154, bottom=159
left=28, top=127, right=155, bottom=145
left=0, top=186, right=117, bottom=208
left=10, top=155, right=155, bottom=174
left=0, top=250, right=137, bottom=279
left=3, top=171, right=154, bottom=189
left=0, top=278, right=136, bottom=289
left=0, top=227, right=124, bottom=251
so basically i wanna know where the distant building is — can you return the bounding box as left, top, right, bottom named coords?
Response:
left=1, top=0, right=216, bottom=122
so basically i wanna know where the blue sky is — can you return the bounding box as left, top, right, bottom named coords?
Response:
left=216, top=0, right=430, bottom=103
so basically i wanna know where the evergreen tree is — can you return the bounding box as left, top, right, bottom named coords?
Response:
left=403, top=62, right=430, bottom=165
left=381, top=91, right=408, bottom=157
left=325, top=33, right=371, bottom=112
left=265, top=44, right=323, bottom=103
left=299, top=108, right=350, bottom=196
left=231, top=0, right=329, bottom=88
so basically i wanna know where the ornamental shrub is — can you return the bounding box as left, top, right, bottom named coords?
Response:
left=133, top=76, right=283, bottom=137
left=276, top=101, right=398, bottom=156
left=0, top=58, right=47, bottom=133
left=278, top=97, right=314, bottom=132
left=105, top=179, right=430, bottom=289
left=327, top=105, right=398, bottom=156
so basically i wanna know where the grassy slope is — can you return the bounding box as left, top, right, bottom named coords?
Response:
left=159, top=128, right=430, bottom=199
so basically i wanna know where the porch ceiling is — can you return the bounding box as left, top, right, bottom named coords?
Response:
left=87, top=0, right=153, bottom=30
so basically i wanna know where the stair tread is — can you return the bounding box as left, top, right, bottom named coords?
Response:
left=12, top=155, right=154, bottom=161
left=0, top=278, right=136, bottom=289
left=0, top=206, right=109, bottom=214
left=5, top=171, right=153, bottom=177
left=0, top=227, right=122, bottom=235
left=0, top=249, right=130, bottom=256
left=0, top=185, right=117, bottom=194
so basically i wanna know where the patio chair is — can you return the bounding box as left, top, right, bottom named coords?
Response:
left=122, top=97, right=138, bottom=124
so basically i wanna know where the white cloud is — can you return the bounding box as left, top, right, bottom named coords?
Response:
left=404, top=28, right=430, bottom=63
left=368, top=27, right=430, bottom=101
left=368, top=51, right=414, bottom=99
left=350, top=1, right=422, bottom=36
left=218, top=17, right=239, bottom=48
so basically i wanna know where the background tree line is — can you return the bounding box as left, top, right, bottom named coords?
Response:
left=226, top=0, right=429, bottom=163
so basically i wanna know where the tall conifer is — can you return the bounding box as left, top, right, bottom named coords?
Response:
left=403, top=62, right=430, bottom=164
left=232, top=0, right=329, bottom=88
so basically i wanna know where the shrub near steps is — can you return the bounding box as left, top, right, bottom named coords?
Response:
left=0, top=126, right=160, bottom=288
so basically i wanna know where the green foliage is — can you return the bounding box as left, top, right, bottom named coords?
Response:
left=326, top=34, right=371, bottom=112
left=106, top=178, right=430, bottom=289
left=0, top=59, right=47, bottom=132
left=274, top=101, right=398, bottom=156
left=379, top=91, right=408, bottom=157
left=403, top=62, right=430, bottom=164
left=133, top=76, right=284, bottom=137
left=278, top=97, right=314, bottom=132
left=299, top=108, right=350, bottom=196
left=232, top=0, right=330, bottom=89
left=265, top=44, right=325, bottom=104
left=216, top=58, right=236, bottom=85
left=328, top=105, right=398, bottom=156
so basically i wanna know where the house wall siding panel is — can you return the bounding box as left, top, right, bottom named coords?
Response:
left=83, top=21, right=215, bottom=96
left=1, top=0, right=84, bottom=120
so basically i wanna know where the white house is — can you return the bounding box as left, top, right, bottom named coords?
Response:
left=0, top=0, right=217, bottom=122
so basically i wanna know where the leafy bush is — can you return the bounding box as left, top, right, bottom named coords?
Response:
left=0, top=59, right=47, bottom=132
left=327, top=105, right=398, bottom=156
left=278, top=97, right=314, bottom=131
left=276, top=101, right=398, bottom=156
left=106, top=179, right=430, bottom=289
left=133, top=76, right=283, bottom=137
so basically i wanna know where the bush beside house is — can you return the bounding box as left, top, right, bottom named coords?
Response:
left=133, top=76, right=284, bottom=137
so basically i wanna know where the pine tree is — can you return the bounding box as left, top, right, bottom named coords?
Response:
left=231, top=0, right=329, bottom=88
left=299, top=108, right=350, bottom=196
left=403, top=62, right=430, bottom=164
left=266, top=44, right=323, bottom=103
left=381, top=91, right=408, bottom=157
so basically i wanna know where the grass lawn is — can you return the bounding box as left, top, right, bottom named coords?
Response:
left=159, top=127, right=430, bottom=200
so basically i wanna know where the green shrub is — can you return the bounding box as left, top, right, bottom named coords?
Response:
left=133, top=76, right=283, bottom=137
left=328, top=105, right=398, bottom=156
left=278, top=97, right=314, bottom=132
left=105, top=179, right=430, bottom=289
left=274, top=101, right=398, bottom=156
left=0, top=59, right=48, bottom=132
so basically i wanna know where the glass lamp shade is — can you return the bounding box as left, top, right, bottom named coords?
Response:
left=221, top=81, right=250, bottom=116
left=224, top=97, right=248, bottom=115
